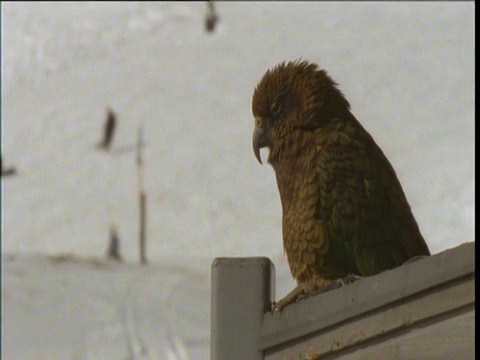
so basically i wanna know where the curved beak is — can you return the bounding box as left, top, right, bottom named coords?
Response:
left=253, top=118, right=267, bottom=164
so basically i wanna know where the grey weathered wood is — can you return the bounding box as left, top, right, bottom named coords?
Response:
left=260, top=242, right=475, bottom=359
left=324, top=306, right=475, bottom=360
left=210, top=243, right=474, bottom=359
left=264, top=277, right=474, bottom=359
left=211, top=257, right=275, bottom=360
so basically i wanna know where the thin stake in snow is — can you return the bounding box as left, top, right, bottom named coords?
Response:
left=107, top=225, right=123, bottom=261
left=137, top=121, right=147, bottom=265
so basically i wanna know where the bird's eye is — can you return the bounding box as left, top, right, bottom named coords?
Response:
left=270, top=101, right=281, bottom=115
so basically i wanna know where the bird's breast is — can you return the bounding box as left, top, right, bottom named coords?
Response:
left=270, top=135, right=322, bottom=257
left=270, top=132, right=318, bottom=212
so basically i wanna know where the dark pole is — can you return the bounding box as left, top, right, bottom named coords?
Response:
left=205, top=1, right=218, bottom=33
left=137, top=121, right=147, bottom=265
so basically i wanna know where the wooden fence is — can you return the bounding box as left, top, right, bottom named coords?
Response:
left=211, top=242, right=475, bottom=359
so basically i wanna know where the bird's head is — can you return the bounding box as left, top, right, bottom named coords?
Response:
left=251, top=60, right=350, bottom=164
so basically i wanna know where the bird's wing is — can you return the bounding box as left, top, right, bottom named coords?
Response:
left=314, top=115, right=428, bottom=276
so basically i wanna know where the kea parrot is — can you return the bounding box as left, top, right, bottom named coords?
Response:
left=251, top=60, right=430, bottom=311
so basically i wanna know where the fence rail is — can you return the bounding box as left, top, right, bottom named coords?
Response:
left=211, top=242, right=475, bottom=360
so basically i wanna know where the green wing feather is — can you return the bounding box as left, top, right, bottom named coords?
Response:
left=315, top=114, right=430, bottom=276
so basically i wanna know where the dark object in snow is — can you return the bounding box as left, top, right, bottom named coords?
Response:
left=96, top=107, right=117, bottom=151
left=107, top=225, right=123, bottom=261
left=251, top=60, right=431, bottom=311
left=205, top=2, right=218, bottom=33
left=1, top=156, right=17, bottom=177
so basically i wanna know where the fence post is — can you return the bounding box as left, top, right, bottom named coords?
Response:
left=137, top=121, right=147, bottom=265
left=211, top=257, right=275, bottom=360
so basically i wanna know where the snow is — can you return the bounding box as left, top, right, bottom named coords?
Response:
left=1, top=2, right=474, bottom=359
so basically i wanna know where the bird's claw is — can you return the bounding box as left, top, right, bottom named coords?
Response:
left=274, top=284, right=306, bottom=312
left=273, top=275, right=363, bottom=312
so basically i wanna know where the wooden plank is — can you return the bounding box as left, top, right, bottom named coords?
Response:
left=260, top=242, right=475, bottom=351
left=325, top=308, right=475, bottom=360
left=265, top=275, right=474, bottom=359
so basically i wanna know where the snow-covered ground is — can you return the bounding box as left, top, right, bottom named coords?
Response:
left=1, top=2, right=474, bottom=359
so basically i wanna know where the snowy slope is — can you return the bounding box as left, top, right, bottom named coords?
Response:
left=1, top=2, right=474, bottom=359
left=3, top=254, right=210, bottom=359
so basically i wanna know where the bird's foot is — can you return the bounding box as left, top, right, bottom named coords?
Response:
left=274, top=284, right=306, bottom=312
left=274, top=275, right=362, bottom=312
left=300, top=274, right=363, bottom=298
left=334, top=274, right=362, bottom=287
